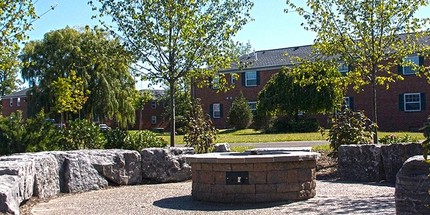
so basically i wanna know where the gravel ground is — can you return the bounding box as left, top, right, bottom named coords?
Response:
left=30, top=180, right=395, bottom=215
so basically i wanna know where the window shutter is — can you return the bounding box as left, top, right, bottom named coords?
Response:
left=421, top=93, right=426, bottom=110
left=399, top=94, right=404, bottom=111
left=220, top=104, right=224, bottom=118
left=208, top=77, right=213, bottom=89
left=419, top=56, right=424, bottom=66
left=241, top=72, right=245, bottom=86
left=256, top=71, right=261, bottom=85
left=210, top=104, right=213, bottom=118
left=349, top=97, right=354, bottom=111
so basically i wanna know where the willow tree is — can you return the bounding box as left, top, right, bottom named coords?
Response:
left=286, top=0, right=430, bottom=143
left=21, top=27, right=136, bottom=127
left=91, top=0, right=253, bottom=146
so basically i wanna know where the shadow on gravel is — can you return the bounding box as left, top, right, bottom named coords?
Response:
left=153, top=195, right=289, bottom=211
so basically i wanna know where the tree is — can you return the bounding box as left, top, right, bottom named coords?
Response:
left=0, top=50, right=20, bottom=97
left=90, top=0, right=253, bottom=146
left=257, top=66, right=342, bottom=127
left=21, top=27, right=136, bottom=127
left=51, top=70, right=89, bottom=124
left=227, top=92, right=253, bottom=130
left=134, top=90, right=153, bottom=130
left=286, top=0, right=430, bottom=143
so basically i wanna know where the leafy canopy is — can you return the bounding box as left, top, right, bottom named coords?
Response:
left=90, top=0, right=253, bottom=146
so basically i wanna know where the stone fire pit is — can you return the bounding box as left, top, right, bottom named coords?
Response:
left=185, top=149, right=319, bottom=203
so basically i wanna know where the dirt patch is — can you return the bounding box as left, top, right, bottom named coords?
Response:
left=315, top=150, right=338, bottom=181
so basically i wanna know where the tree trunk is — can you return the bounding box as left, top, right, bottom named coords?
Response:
left=371, top=67, right=378, bottom=144
left=169, top=80, right=176, bottom=147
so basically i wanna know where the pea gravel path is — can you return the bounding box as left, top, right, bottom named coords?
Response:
left=31, top=180, right=395, bottom=215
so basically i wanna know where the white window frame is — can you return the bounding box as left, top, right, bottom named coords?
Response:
left=404, top=93, right=421, bottom=112
left=245, top=71, right=257, bottom=87
left=151, top=101, right=157, bottom=109
left=212, top=75, right=220, bottom=89
left=212, top=103, right=221, bottom=119
left=9, top=98, right=13, bottom=107
left=339, top=63, right=349, bottom=74
left=151, top=116, right=157, bottom=124
left=247, top=101, right=257, bottom=111
left=403, top=55, right=419, bottom=75
left=17, top=98, right=21, bottom=107
left=343, top=97, right=351, bottom=109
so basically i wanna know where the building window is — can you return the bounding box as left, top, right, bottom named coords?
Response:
left=9, top=98, right=13, bottom=107
left=231, top=73, right=236, bottom=84
left=343, top=97, right=354, bottom=110
left=212, top=75, right=220, bottom=89
left=212, top=103, right=221, bottom=119
left=151, top=101, right=157, bottom=109
left=402, top=55, right=419, bottom=75
left=151, top=116, right=157, bottom=124
left=245, top=71, right=257, bottom=86
left=17, top=98, right=21, bottom=107
left=339, top=63, right=349, bottom=74
left=247, top=101, right=257, bottom=111
left=404, top=93, right=422, bottom=112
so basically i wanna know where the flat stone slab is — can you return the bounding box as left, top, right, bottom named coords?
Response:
left=185, top=151, right=320, bottom=164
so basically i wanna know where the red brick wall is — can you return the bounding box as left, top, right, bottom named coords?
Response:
left=130, top=100, right=169, bottom=131
left=195, top=65, right=430, bottom=131
left=1, top=97, right=28, bottom=118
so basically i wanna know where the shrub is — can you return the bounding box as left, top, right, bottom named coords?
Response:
left=104, top=128, right=130, bottom=149
left=128, top=130, right=167, bottom=150
left=420, top=116, right=430, bottom=160
left=60, top=119, right=106, bottom=150
left=184, top=99, right=218, bottom=153
left=378, top=134, right=419, bottom=144
left=271, top=118, right=319, bottom=133
left=0, top=111, right=28, bottom=155
left=324, top=109, right=377, bottom=155
left=227, top=92, right=253, bottom=130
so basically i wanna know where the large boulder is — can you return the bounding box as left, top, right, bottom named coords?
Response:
left=141, top=148, right=192, bottom=183
left=395, top=155, right=430, bottom=215
left=0, top=175, right=20, bottom=215
left=0, top=159, right=35, bottom=202
left=381, top=143, right=423, bottom=183
left=213, top=143, right=231, bottom=152
left=338, top=144, right=385, bottom=182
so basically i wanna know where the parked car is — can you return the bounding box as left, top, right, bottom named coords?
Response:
left=99, top=124, right=111, bottom=132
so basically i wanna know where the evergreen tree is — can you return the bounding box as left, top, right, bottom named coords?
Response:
left=227, top=92, right=253, bottom=130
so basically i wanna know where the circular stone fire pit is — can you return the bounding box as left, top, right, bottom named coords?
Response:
left=184, top=149, right=320, bottom=203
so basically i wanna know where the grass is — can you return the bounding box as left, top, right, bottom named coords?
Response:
left=152, top=129, right=424, bottom=145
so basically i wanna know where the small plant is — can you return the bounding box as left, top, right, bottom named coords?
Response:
left=104, top=128, right=130, bottom=149
left=60, top=119, right=106, bottom=150
left=379, top=134, right=419, bottom=144
left=128, top=130, right=167, bottom=150
left=324, top=109, right=377, bottom=156
left=227, top=92, right=253, bottom=130
left=184, top=99, right=218, bottom=153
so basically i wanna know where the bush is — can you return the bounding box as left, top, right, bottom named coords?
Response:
left=184, top=99, right=218, bottom=153
left=270, top=118, right=319, bottom=133
left=420, top=116, right=430, bottom=160
left=0, top=111, right=28, bottom=155
left=128, top=130, right=167, bottom=150
left=227, top=92, right=253, bottom=130
left=378, top=134, right=419, bottom=144
left=104, top=128, right=129, bottom=149
left=59, top=119, right=106, bottom=150
left=325, top=109, right=377, bottom=155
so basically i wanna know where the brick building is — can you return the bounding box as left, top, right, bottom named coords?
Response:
left=194, top=45, right=430, bottom=131
left=1, top=88, right=29, bottom=118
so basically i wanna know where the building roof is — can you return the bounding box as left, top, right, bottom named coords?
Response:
left=1, top=88, right=29, bottom=99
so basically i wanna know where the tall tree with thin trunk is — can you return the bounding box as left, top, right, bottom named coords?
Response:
left=286, top=0, right=430, bottom=143
left=91, top=0, right=253, bottom=146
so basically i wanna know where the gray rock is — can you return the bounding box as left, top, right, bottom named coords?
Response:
left=85, top=149, right=142, bottom=185
left=213, top=143, right=231, bottom=152
left=0, top=175, right=20, bottom=215
left=395, top=155, right=430, bottom=215
left=169, top=147, right=195, bottom=155
left=0, top=159, right=35, bottom=202
left=338, top=144, right=384, bottom=182
left=381, top=143, right=423, bottom=183
left=141, top=148, right=192, bottom=183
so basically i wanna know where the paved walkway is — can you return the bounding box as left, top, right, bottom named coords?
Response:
left=31, top=180, right=395, bottom=215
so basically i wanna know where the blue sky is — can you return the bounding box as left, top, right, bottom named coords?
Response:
left=28, top=0, right=314, bottom=51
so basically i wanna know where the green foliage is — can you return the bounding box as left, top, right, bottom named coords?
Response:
left=104, top=128, right=129, bottom=149
left=420, top=116, right=430, bottom=160
left=270, top=118, right=320, bottom=133
left=0, top=111, right=28, bottom=155
left=128, top=130, right=168, bottom=151
left=286, top=0, right=430, bottom=143
left=21, top=27, right=136, bottom=127
left=184, top=99, right=218, bottom=153
left=91, top=0, right=253, bottom=146
left=227, top=93, right=253, bottom=130
left=379, top=134, right=419, bottom=144
left=59, top=119, right=106, bottom=150
left=324, top=109, right=377, bottom=155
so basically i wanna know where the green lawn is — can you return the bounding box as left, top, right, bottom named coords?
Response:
left=153, top=129, right=424, bottom=145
